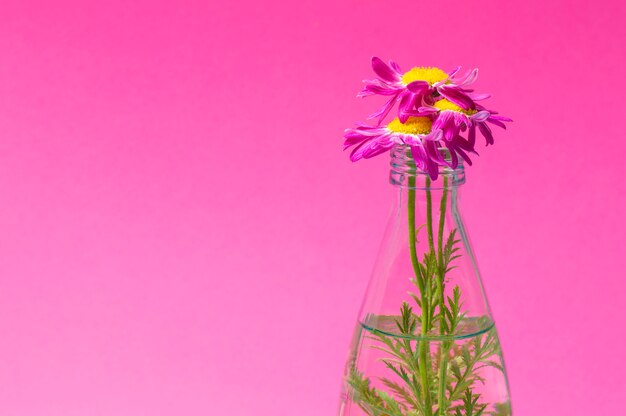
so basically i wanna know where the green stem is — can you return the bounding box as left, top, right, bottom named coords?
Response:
left=408, top=176, right=432, bottom=416
left=407, top=176, right=424, bottom=294
left=437, top=177, right=449, bottom=262
left=425, top=177, right=435, bottom=255
left=436, top=176, right=451, bottom=415
left=418, top=340, right=432, bottom=416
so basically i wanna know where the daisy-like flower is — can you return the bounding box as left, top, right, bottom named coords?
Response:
left=469, top=107, right=512, bottom=147
left=345, top=57, right=512, bottom=179
left=344, top=116, right=447, bottom=180
left=358, top=57, right=483, bottom=124
left=428, top=99, right=512, bottom=148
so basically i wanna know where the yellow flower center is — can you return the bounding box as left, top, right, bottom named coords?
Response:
left=401, top=67, right=448, bottom=86
left=434, top=99, right=477, bottom=115
left=387, top=116, right=432, bottom=135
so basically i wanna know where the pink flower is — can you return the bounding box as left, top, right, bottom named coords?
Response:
left=345, top=57, right=512, bottom=179
left=359, top=57, right=484, bottom=124
left=346, top=116, right=449, bottom=180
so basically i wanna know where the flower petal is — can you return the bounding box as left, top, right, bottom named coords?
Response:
left=455, top=147, right=473, bottom=165
left=361, top=84, right=400, bottom=96
left=467, top=125, right=476, bottom=148
left=367, top=94, right=400, bottom=125
left=418, top=106, right=439, bottom=115
left=467, top=92, right=491, bottom=101
left=478, top=122, right=494, bottom=145
left=486, top=117, right=507, bottom=129
left=359, top=136, right=395, bottom=159
left=410, top=143, right=430, bottom=175
left=439, top=85, right=475, bottom=110
left=490, top=115, right=513, bottom=122
left=454, top=68, right=479, bottom=86
left=447, top=66, right=461, bottom=78
left=398, top=91, right=416, bottom=123
left=472, top=111, right=491, bottom=122
left=406, top=80, right=430, bottom=93
left=446, top=144, right=459, bottom=168
left=371, top=57, right=400, bottom=83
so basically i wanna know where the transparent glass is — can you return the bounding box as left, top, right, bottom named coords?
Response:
left=338, top=145, right=512, bottom=416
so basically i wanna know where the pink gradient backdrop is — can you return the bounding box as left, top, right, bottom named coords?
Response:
left=0, top=0, right=624, bottom=414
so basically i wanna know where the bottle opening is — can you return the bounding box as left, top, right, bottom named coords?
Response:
left=389, top=144, right=466, bottom=189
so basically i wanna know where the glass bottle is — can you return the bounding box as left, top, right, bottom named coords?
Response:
left=338, top=145, right=512, bottom=416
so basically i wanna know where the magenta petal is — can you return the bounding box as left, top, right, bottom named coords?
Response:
left=398, top=91, right=411, bottom=111
left=406, top=80, right=429, bottom=93
left=364, top=140, right=394, bottom=159
left=398, top=92, right=416, bottom=123
left=486, top=117, right=507, bottom=129
left=490, top=115, right=513, bottom=122
left=349, top=141, right=367, bottom=162
left=417, top=106, right=439, bottom=115
left=446, top=145, right=459, bottom=168
left=447, top=66, right=461, bottom=78
left=371, top=57, right=400, bottom=83
left=459, top=68, right=479, bottom=86
left=450, top=135, right=474, bottom=154
left=478, top=122, right=494, bottom=145
left=410, top=144, right=431, bottom=176
left=367, top=94, right=399, bottom=125
left=452, top=68, right=477, bottom=86
left=426, top=158, right=439, bottom=180
left=357, top=140, right=389, bottom=159
left=425, top=139, right=443, bottom=164
left=472, top=111, right=490, bottom=122
left=455, top=147, right=473, bottom=165
left=363, top=84, right=399, bottom=96
left=434, top=112, right=458, bottom=142
left=468, top=92, right=491, bottom=101
left=439, top=86, right=475, bottom=110
left=468, top=125, right=476, bottom=147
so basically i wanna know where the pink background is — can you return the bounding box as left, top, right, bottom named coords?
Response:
left=0, top=0, right=625, bottom=414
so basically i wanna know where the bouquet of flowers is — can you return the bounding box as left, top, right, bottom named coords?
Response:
left=344, top=57, right=511, bottom=179
left=339, top=58, right=512, bottom=416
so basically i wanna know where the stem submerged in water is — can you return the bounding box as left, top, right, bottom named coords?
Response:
left=436, top=176, right=450, bottom=414
left=409, top=175, right=451, bottom=415
left=407, top=176, right=423, bottom=294
left=408, top=175, right=432, bottom=416
left=425, top=177, right=435, bottom=255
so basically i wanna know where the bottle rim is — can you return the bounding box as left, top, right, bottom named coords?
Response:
left=389, top=144, right=466, bottom=189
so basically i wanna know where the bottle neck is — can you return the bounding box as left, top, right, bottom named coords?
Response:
left=389, top=144, right=466, bottom=190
